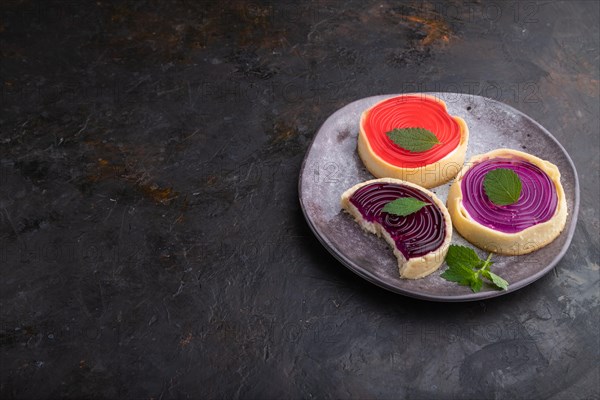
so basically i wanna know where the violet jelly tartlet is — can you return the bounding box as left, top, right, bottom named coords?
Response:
left=447, top=149, right=568, bottom=255
left=341, top=178, right=452, bottom=279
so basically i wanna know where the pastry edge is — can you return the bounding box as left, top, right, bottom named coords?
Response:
left=447, top=148, right=568, bottom=255
left=358, top=94, right=469, bottom=189
left=340, top=177, right=452, bottom=279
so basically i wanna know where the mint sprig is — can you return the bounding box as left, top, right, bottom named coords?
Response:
left=441, top=245, right=509, bottom=292
left=382, top=197, right=429, bottom=217
left=385, top=127, right=440, bottom=152
left=483, top=168, right=522, bottom=206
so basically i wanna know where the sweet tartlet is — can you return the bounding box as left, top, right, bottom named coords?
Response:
left=358, top=94, right=469, bottom=188
left=447, top=149, right=568, bottom=255
left=341, top=178, right=452, bottom=279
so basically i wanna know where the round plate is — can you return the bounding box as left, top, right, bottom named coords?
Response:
left=298, top=93, right=579, bottom=302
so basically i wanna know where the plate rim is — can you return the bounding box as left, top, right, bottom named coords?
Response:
left=298, top=92, right=580, bottom=302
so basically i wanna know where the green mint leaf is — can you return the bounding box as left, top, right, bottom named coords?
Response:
left=382, top=197, right=429, bottom=217
left=480, top=253, right=494, bottom=271
left=481, top=270, right=509, bottom=290
left=483, top=168, right=522, bottom=206
left=441, top=264, right=478, bottom=286
left=441, top=264, right=483, bottom=293
left=470, top=276, right=483, bottom=293
left=386, top=127, right=440, bottom=152
left=445, top=245, right=484, bottom=269
left=442, top=247, right=509, bottom=293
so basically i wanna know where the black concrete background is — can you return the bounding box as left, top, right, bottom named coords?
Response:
left=1, top=1, right=598, bottom=399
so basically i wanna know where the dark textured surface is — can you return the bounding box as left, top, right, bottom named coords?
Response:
left=0, top=1, right=598, bottom=399
left=299, top=93, right=579, bottom=301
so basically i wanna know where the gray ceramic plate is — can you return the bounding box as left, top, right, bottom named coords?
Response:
left=299, top=93, right=579, bottom=302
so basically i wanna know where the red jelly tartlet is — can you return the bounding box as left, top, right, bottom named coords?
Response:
left=358, top=94, right=469, bottom=188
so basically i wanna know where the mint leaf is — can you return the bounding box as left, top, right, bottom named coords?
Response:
left=382, top=197, right=429, bottom=217
left=441, top=245, right=509, bottom=293
left=440, top=263, right=483, bottom=293
left=483, top=168, right=522, bottom=206
left=470, top=277, right=483, bottom=293
left=386, top=127, right=440, bottom=152
left=445, top=245, right=483, bottom=269
left=481, top=270, right=509, bottom=290
left=441, top=263, right=478, bottom=286
left=479, top=253, right=494, bottom=271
